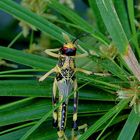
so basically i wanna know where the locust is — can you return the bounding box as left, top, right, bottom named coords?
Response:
left=39, top=33, right=92, bottom=139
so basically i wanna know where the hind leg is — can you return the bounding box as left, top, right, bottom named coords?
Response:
left=71, top=80, right=78, bottom=140
left=72, top=80, right=88, bottom=139
left=57, top=95, right=68, bottom=140
left=72, top=80, right=78, bottom=130
left=52, top=78, right=58, bottom=127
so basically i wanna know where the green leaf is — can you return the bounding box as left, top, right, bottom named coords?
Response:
left=96, top=58, right=129, bottom=80
left=0, top=127, right=31, bottom=140
left=0, top=124, right=58, bottom=140
left=127, top=0, right=140, bottom=58
left=95, top=0, right=140, bottom=81
left=0, top=98, right=51, bottom=127
left=0, top=122, right=36, bottom=136
left=0, top=114, right=128, bottom=140
left=0, top=80, right=52, bottom=97
left=78, top=74, right=121, bottom=91
left=96, top=0, right=129, bottom=54
left=118, top=109, right=140, bottom=140
left=114, top=0, right=131, bottom=39
left=0, top=97, right=115, bottom=127
left=79, top=99, right=130, bottom=140
left=114, top=0, right=140, bottom=58
left=0, top=46, right=55, bottom=70
left=48, top=0, right=109, bottom=45
left=0, top=0, right=67, bottom=43
left=0, top=80, right=115, bottom=101
left=88, top=0, right=106, bottom=34
left=98, top=114, right=128, bottom=132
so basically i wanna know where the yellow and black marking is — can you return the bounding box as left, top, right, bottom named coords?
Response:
left=39, top=33, right=92, bottom=139
left=56, top=55, right=77, bottom=135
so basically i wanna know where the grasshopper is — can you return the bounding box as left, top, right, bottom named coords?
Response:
left=39, top=33, right=92, bottom=139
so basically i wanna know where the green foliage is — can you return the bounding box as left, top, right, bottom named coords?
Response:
left=118, top=109, right=140, bottom=140
left=0, top=0, right=139, bottom=139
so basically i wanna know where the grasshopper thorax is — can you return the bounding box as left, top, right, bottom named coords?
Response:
left=60, top=43, right=76, bottom=56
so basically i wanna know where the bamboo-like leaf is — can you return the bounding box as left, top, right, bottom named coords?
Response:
left=88, top=0, right=106, bottom=34
left=118, top=109, right=140, bottom=140
left=114, top=0, right=131, bottom=39
left=0, top=0, right=108, bottom=47
left=0, top=46, right=55, bottom=70
left=0, top=114, right=128, bottom=140
left=0, top=127, right=32, bottom=140
left=95, top=0, right=128, bottom=54
left=79, top=99, right=130, bottom=140
left=48, top=0, right=109, bottom=45
left=78, top=74, right=121, bottom=91
left=0, top=0, right=100, bottom=54
left=0, top=125, right=58, bottom=140
left=0, top=0, right=68, bottom=43
left=0, top=80, right=115, bottom=101
left=96, top=58, right=129, bottom=80
left=96, top=0, right=140, bottom=81
left=98, top=114, right=128, bottom=132
left=0, top=97, right=115, bottom=127
left=127, top=0, right=140, bottom=58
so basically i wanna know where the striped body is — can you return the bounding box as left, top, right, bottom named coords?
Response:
left=56, top=56, right=76, bottom=131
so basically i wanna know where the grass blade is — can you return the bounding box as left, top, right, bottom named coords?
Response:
left=79, top=99, right=130, bottom=140
left=48, top=0, right=109, bottom=45
left=0, top=95, right=114, bottom=127
left=96, top=0, right=128, bottom=54
left=0, top=127, right=31, bottom=140
left=0, top=80, right=115, bottom=101
left=127, top=0, right=140, bottom=58
left=114, top=0, right=131, bottom=39
left=118, top=109, right=140, bottom=140
left=88, top=0, right=106, bottom=34
left=96, top=0, right=140, bottom=81
left=7, top=32, right=23, bottom=48
left=0, top=0, right=69, bottom=43
left=0, top=46, right=55, bottom=70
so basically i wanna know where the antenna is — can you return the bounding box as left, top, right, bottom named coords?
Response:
left=72, top=33, right=90, bottom=44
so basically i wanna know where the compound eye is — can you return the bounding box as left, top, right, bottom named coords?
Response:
left=60, top=46, right=67, bottom=54
left=73, top=47, right=76, bottom=51
left=63, top=46, right=67, bottom=51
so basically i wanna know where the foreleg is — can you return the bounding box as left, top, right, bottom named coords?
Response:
left=73, top=44, right=89, bottom=58
left=44, top=48, right=60, bottom=58
left=39, top=67, right=58, bottom=82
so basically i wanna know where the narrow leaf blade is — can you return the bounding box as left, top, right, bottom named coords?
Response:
left=118, top=109, right=140, bottom=140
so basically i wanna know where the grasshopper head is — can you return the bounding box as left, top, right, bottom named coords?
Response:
left=60, top=43, right=76, bottom=56
left=61, top=32, right=89, bottom=56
